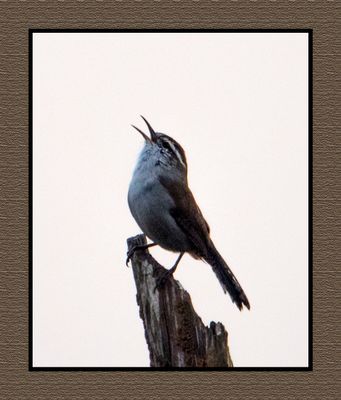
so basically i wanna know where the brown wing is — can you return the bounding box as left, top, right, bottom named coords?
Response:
left=158, top=175, right=211, bottom=258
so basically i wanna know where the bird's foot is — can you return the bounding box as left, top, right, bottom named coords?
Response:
left=153, top=252, right=184, bottom=291
left=154, top=268, right=175, bottom=292
left=126, top=242, right=157, bottom=266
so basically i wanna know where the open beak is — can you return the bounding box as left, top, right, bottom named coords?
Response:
left=131, top=124, right=151, bottom=142
left=131, top=116, right=157, bottom=142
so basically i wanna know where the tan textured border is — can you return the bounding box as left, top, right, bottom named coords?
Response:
left=0, top=1, right=339, bottom=399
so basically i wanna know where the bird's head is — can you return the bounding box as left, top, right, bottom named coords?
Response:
left=132, top=116, right=187, bottom=171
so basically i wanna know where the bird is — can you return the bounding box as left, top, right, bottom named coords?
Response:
left=127, top=116, right=250, bottom=311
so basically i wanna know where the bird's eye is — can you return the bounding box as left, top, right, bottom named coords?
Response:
left=161, top=140, right=173, bottom=153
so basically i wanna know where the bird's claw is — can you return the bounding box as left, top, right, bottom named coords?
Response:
left=154, top=270, right=173, bottom=293
left=126, top=247, right=136, bottom=267
left=126, top=243, right=155, bottom=267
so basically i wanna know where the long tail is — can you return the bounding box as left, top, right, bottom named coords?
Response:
left=203, top=242, right=250, bottom=311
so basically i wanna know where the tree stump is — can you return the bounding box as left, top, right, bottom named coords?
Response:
left=127, top=234, right=233, bottom=367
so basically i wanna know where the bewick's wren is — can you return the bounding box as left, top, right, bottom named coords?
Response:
left=127, top=116, right=250, bottom=311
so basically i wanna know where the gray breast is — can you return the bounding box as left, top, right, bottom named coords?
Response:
left=128, top=171, right=190, bottom=252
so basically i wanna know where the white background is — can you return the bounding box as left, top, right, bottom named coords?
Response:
left=33, top=32, right=309, bottom=367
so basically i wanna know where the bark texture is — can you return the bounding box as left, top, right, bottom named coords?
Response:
left=127, top=234, right=233, bottom=367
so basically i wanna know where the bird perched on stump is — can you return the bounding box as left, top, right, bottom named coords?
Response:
left=127, top=116, right=250, bottom=311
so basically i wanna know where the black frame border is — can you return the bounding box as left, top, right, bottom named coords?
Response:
left=29, top=28, right=313, bottom=372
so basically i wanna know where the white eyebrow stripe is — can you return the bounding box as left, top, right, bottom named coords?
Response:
left=165, top=139, right=186, bottom=167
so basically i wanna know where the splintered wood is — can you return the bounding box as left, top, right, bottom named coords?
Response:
left=127, top=234, right=233, bottom=368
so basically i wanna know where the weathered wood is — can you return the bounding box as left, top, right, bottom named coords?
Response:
left=127, top=234, right=233, bottom=367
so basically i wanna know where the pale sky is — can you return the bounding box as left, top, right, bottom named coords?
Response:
left=33, top=32, right=309, bottom=367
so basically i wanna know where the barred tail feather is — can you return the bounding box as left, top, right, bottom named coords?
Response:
left=204, top=243, right=250, bottom=311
